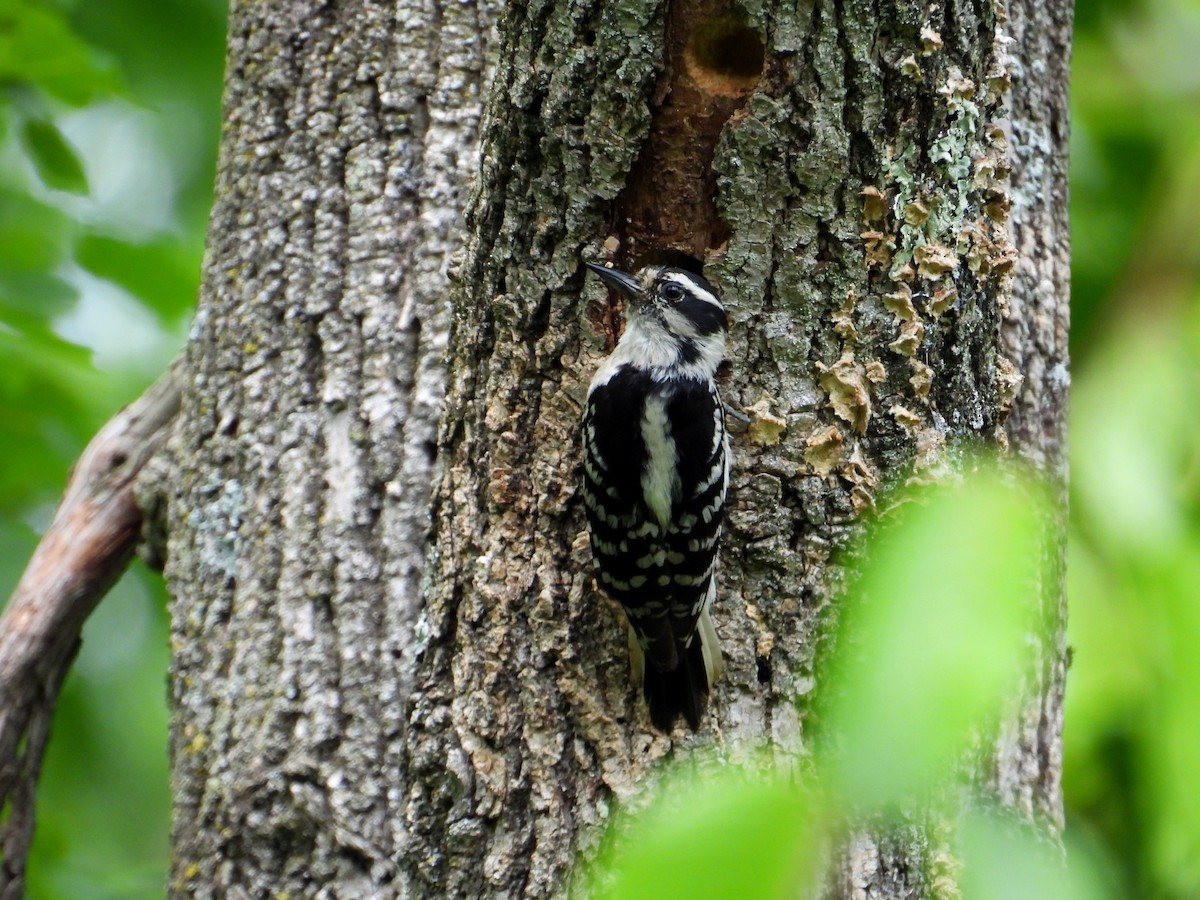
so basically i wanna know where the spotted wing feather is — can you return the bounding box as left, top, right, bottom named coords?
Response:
left=583, top=366, right=727, bottom=729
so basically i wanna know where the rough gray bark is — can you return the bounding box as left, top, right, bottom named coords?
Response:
left=988, top=0, right=1072, bottom=830
left=160, top=0, right=1071, bottom=896
left=160, top=0, right=497, bottom=893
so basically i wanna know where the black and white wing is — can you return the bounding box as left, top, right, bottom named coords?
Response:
left=582, top=367, right=726, bottom=730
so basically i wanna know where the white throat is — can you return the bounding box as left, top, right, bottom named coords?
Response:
left=589, top=312, right=726, bottom=392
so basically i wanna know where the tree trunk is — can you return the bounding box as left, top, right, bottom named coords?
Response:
left=161, top=0, right=498, bottom=892
left=160, top=0, right=1071, bottom=895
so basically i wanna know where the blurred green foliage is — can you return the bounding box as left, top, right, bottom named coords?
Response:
left=0, top=0, right=1196, bottom=895
left=0, top=0, right=225, bottom=896
left=595, top=770, right=815, bottom=899
left=593, top=469, right=1088, bottom=898
left=818, top=474, right=1046, bottom=809
left=1067, top=0, right=1200, bottom=896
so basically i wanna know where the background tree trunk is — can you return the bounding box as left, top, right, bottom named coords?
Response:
left=161, top=0, right=498, bottom=892
left=161, top=0, right=1071, bottom=895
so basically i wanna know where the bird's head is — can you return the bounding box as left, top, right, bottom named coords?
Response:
left=587, top=262, right=728, bottom=345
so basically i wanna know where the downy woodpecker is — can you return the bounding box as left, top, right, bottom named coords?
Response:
left=582, top=261, right=729, bottom=731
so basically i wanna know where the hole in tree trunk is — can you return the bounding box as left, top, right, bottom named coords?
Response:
left=685, top=15, right=765, bottom=96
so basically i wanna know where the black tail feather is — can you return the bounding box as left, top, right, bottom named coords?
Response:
left=643, top=636, right=711, bottom=731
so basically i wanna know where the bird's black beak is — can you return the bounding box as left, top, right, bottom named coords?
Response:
left=586, top=262, right=641, bottom=300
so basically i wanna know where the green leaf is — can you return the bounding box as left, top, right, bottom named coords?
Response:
left=1145, top=553, right=1200, bottom=895
left=959, top=812, right=1115, bottom=900
left=819, top=468, right=1048, bottom=807
left=0, top=271, right=78, bottom=322
left=20, top=118, right=89, bottom=194
left=75, top=234, right=200, bottom=323
left=0, top=1, right=122, bottom=105
left=0, top=325, right=100, bottom=511
left=0, top=187, right=73, bottom=273
left=594, top=770, right=814, bottom=900
left=0, top=518, right=38, bottom=596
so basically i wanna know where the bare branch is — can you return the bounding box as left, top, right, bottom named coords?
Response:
left=0, top=360, right=183, bottom=896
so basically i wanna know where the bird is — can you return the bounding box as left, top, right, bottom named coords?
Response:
left=581, top=260, right=729, bottom=731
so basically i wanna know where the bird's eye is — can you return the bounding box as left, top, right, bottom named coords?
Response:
left=661, top=283, right=685, bottom=302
